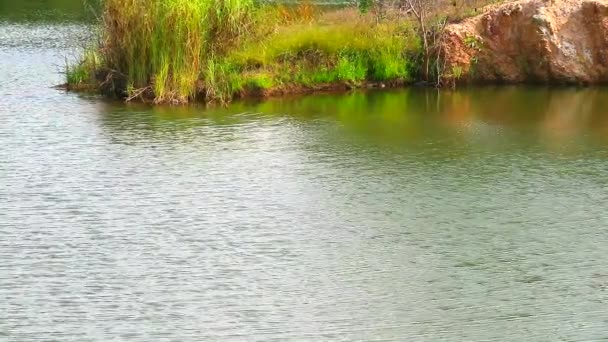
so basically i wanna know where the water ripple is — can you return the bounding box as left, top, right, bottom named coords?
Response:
left=2, top=18, right=608, bottom=342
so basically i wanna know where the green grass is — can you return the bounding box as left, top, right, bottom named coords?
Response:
left=67, top=1, right=423, bottom=104
left=66, top=63, right=89, bottom=86
left=98, top=0, right=255, bottom=103
left=65, top=49, right=100, bottom=89
left=219, top=19, right=421, bottom=98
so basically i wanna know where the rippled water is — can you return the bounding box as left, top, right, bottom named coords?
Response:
left=2, top=2, right=608, bottom=341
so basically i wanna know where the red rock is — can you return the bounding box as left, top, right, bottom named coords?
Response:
left=440, top=0, right=608, bottom=84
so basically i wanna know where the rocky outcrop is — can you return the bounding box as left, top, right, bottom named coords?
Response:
left=441, top=0, right=608, bottom=84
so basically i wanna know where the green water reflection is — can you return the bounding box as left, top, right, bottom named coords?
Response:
left=0, top=0, right=95, bottom=21
left=99, top=87, right=608, bottom=155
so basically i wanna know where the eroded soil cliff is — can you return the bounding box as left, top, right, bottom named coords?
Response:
left=442, top=0, right=608, bottom=84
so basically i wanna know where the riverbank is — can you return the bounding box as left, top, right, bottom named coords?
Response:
left=66, top=1, right=429, bottom=104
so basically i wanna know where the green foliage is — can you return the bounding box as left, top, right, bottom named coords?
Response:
left=203, top=59, right=244, bottom=103
left=66, top=64, right=90, bottom=85
left=244, top=73, right=275, bottom=91
left=228, top=21, right=419, bottom=86
left=337, top=54, right=367, bottom=83
left=463, top=34, right=483, bottom=50
left=451, top=65, right=463, bottom=79
left=65, top=49, right=100, bottom=89
left=357, top=0, right=374, bottom=14
left=370, top=53, right=411, bottom=81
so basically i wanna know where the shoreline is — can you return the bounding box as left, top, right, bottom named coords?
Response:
left=61, top=78, right=608, bottom=107
left=62, top=79, right=412, bottom=105
left=65, top=0, right=608, bottom=105
left=63, top=1, right=432, bottom=105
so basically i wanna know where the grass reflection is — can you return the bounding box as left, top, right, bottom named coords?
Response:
left=97, top=87, right=608, bottom=155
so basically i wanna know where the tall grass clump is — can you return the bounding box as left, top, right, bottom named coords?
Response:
left=100, top=0, right=255, bottom=103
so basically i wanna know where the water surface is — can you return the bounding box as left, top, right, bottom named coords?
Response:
left=2, top=1, right=608, bottom=341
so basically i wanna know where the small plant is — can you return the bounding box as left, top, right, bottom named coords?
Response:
left=451, top=65, right=463, bottom=79
left=244, top=73, right=275, bottom=91
left=66, top=64, right=89, bottom=85
left=357, top=0, right=374, bottom=14
left=336, top=54, right=367, bottom=84
left=463, top=34, right=483, bottom=51
left=65, top=49, right=101, bottom=89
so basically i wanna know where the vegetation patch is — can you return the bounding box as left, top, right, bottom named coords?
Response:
left=66, top=0, right=497, bottom=104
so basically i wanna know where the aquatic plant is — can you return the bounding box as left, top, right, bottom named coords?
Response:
left=65, top=49, right=101, bottom=90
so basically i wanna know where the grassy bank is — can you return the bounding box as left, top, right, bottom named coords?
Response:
left=67, top=0, right=492, bottom=104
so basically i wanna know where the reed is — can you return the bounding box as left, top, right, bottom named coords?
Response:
left=97, top=0, right=255, bottom=103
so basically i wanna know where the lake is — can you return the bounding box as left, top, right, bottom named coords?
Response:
left=1, top=1, right=608, bottom=341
